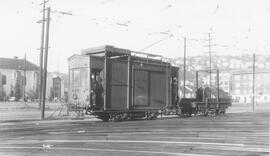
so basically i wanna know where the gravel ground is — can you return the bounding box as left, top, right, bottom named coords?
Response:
left=0, top=102, right=79, bottom=122
left=0, top=111, right=268, bottom=156
left=0, top=102, right=269, bottom=122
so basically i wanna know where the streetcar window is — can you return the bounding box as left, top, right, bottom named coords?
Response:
left=81, top=68, right=88, bottom=86
left=73, top=69, right=80, bottom=86
left=69, top=70, right=73, bottom=85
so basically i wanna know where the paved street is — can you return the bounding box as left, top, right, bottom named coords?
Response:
left=0, top=112, right=269, bottom=156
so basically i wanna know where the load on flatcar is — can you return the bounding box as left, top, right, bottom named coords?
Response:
left=179, top=69, right=232, bottom=116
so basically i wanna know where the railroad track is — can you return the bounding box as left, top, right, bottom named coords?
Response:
left=0, top=112, right=269, bottom=156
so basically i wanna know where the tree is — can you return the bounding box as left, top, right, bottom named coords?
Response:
left=0, top=90, right=3, bottom=101
left=9, top=85, right=14, bottom=97
left=14, top=80, right=21, bottom=101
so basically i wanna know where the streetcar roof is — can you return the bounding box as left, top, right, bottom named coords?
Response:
left=81, top=45, right=131, bottom=57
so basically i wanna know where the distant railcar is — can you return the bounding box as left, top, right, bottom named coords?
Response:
left=68, top=45, right=179, bottom=121
left=179, top=69, right=232, bottom=116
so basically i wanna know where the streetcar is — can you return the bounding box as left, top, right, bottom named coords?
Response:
left=68, top=45, right=231, bottom=121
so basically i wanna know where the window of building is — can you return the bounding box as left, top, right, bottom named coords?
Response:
left=234, top=75, right=240, bottom=81
left=266, top=84, right=270, bottom=94
left=256, top=74, right=261, bottom=80
left=235, top=83, right=240, bottom=88
left=235, top=89, right=240, bottom=94
left=235, top=96, right=240, bottom=102
left=69, top=70, right=73, bottom=85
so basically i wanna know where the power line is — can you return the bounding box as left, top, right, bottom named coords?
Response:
left=0, top=0, right=45, bottom=12
left=140, top=34, right=173, bottom=51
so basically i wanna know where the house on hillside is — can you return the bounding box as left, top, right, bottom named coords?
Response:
left=0, top=57, right=39, bottom=100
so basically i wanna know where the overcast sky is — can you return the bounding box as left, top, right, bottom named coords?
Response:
left=0, top=0, right=269, bottom=73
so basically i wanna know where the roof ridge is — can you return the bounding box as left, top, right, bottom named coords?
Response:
left=0, top=57, right=39, bottom=71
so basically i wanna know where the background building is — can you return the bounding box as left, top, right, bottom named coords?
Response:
left=45, top=72, right=68, bottom=100
left=219, top=72, right=231, bottom=94
left=51, top=76, right=62, bottom=100
left=0, top=57, right=69, bottom=101
left=231, top=70, right=270, bottom=104
left=0, top=57, right=39, bottom=101
left=0, top=72, right=4, bottom=100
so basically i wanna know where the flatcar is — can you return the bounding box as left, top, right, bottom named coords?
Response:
left=179, top=69, right=232, bottom=116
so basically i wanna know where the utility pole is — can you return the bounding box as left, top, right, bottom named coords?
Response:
left=183, top=37, right=186, bottom=98
left=208, top=33, right=212, bottom=97
left=205, top=32, right=216, bottom=98
left=41, top=7, right=51, bottom=120
left=23, top=53, right=26, bottom=102
left=252, top=53, right=255, bottom=112
left=39, top=0, right=47, bottom=110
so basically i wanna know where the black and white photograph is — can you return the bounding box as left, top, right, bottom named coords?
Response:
left=0, top=0, right=269, bottom=155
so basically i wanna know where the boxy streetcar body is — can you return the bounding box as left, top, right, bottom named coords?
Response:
left=68, top=46, right=179, bottom=121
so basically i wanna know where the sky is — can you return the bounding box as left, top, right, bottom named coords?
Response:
left=0, top=0, right=269, bottom=73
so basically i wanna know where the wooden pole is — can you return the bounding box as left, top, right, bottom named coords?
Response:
left=23, top=53, right=26, bottom=102
left=208, top=33, right=212, bottom=98
left=104, top=51, right=107, bottom=111
left=183, top=37, right=186, bottom=98
left=196, top=71, right=198, bottom=97
left=88, top=56, right=92, bottom=108
left=39, top=0, right=46, bottom=110
left=41, top=7, right=50, bottom=120
left=217, top=69, right=219, bottom=102
left=127, top=55, right=131, bottom=110
left=252, top=53, right=255, bottom=112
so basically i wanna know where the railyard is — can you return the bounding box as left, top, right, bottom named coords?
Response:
left=1, top=0, right=270, bottom=155
left=0, top=102, right=269, bottom=156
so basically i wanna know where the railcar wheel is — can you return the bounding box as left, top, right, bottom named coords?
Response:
left=220, top=110, right=226, bottom=114
left=100, top=116, right=109, bottom=122
left=112, top=114, right=122, bottom=122
left=176, top=108, right=181, bottom=116
left=215, top=109, right=220, bottom=115
left=203, top=109, right=209, bottom=116
left=149, top=112, right=158, bottom=120
left=97, top=114, right=110, bottom=122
